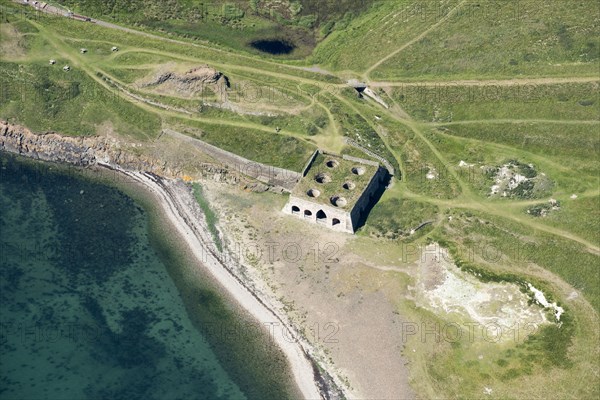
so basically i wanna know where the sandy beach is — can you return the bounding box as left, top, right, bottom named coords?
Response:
left=101, top=164, right=328, bottom=400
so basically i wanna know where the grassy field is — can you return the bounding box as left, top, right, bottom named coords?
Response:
left=101, top=66, right=153, bottom=84
left=416, top=124, right=598, bottom=190
left=370, top=0, right=600, bottom=80
left=439, top=210, right=600, bottom=312
left=385, top=120, right=462, bottom=199
left=0, top=60, right=161, bottom=139
left=386, top=81, right=600, bottom=122
left=387, top=207, right=600, bottom=399
left=318, top=90, right=401, bottom=174
left=433, top=122, right=600, bottom=179
left=167, top=117, right=314, bottom=171
left=51, top=0, right=377, bottom=59
left=360, top=195, right=439, bottom=239
left=0, top=4, right=323, bottom=165
left=30, top=10, right=338, bottom=82
left=311, top=0, right=463, bottom=73
left=53, top=0, right=312, bottom=57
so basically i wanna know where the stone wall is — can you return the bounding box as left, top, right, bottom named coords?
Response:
left=283, top=195, right=353, bottom=233
left=164, top=128, right=301, bottom=190
left=283, top=167, right=388, bottom=234
left=341, top=154, right=380, bottom=167
left=282, top=153, right=388, bottom=234
left=343, top=137, right=395, bottom=176
left=350, top=166, right=388, bottom=231
left=300, top=149, right=320, bottom=177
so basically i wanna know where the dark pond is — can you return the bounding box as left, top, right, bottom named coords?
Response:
left=249, top=39, right=295, bottom=55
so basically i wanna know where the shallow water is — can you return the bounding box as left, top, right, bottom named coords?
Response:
left=0, top=154, right=293, bottom=399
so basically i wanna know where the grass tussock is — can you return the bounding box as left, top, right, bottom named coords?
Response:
left=191, top=183, right=223, bottom=253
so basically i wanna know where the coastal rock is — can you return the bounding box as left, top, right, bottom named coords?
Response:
left=0, top=121, right=272, bottom=191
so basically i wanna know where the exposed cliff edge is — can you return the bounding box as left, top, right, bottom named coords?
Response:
left=0, top=120, right=177, bottom=174
left=0, top=121, right=291, bottom=193
left=1, top=120, right=103, bottom=167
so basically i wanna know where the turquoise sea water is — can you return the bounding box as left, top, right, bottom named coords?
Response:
left=0, top=154, right=296, bottom=400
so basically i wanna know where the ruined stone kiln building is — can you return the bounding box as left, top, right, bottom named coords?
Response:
left=283, top=150, right=388, bottom=233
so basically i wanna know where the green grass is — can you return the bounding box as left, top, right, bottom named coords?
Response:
left=421, top=130, right=554, bottom=193
left=110, top=51, right=177, bottom=66
left=3, top=4, right=343, bottom=100
left=362, top=196, right=439, bottom=240
left=191, top=182, right=223, bottom=252
left=428, top=217, right=597, bottom=397
left=170, top=118, right=314, bottom=171
left=142, top=17, right=316, bottom=59
left=0, top=20, right=49, bottom=60
left=53, top=0, right=295, bottom=55
left=387, top=82, right=600, bottom=122
left=420, top=220, right=584, bottom=390
left=340, top=144, right=380, bottom=163
left=32, top=12, right=308, bottom=77
left=34, top=11, right=341, bottom=85
left=409, top=127, right=600, bottom=247
left=422, top=312, right=577, bottom=396
left=311, top=0, right=462, bottom=72
left=242, top=106, right=330, bottom=136
left=529, top=195, right=600, bottom=245
left=100, top=57, right=320, bottom=114
left=432, top=122, right=600, bottom=176
left=0, top=60, right=161, bottom=139
left=62, top=38, right=114, bottom=57
left=111, top=84, right=219, bottom=111
left=222, top=78, right=313, bottom=110
left=320, top=91, right=400, bottom=173
left=424, top=316, right=575, bottom=392
left=218, top=68, right=315, bottom=105
left=372, top=0, right=600, bottom=79
left=396, top=221, right=598, bottom=400
left=384, top=121, right=461, bottom=199
left=50, top=0, right=376, bottom=59
left=102, top=67, right=152, bottom=84
left=7, top=19, right=40, bottom=34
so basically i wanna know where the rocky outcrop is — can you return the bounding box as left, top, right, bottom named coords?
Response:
left=142, top=65, right=229, bottom=94
left=0, top=121, right=105, bottom=167
left=0, top=121, right=276, bottom=192
left=183, top=66, right=226, bottom=85
left=0, top=120, right=181, bottom=175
